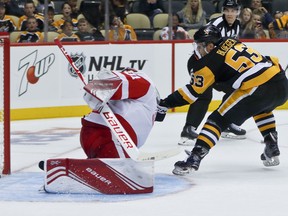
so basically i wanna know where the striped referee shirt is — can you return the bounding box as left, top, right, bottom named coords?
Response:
left=208, top=15, right=240, bottom=38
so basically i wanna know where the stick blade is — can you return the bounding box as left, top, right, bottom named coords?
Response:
left=137, top=147, right=182, bottom=161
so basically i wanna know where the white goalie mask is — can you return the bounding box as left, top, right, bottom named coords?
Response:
left=95, top=67, right=119, bottom=80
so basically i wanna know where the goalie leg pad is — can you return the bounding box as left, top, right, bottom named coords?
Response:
left=43, top=158, right=154, bottom=194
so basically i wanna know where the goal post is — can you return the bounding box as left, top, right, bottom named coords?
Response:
left=0, top=32, right=10, bottom=175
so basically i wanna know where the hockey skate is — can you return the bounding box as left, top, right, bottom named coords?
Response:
left=261, top=132, right=280, bottom=167
left=221, top=123, right=246, bottom=139
left=178, top=125, right=198, bottom=146
left=172, top=146, right=209, bottom=175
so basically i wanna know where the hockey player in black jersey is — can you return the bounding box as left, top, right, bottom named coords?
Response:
left=178, top=42, right=246, bottom=146
left=179, top=0, right=244, bottom=145
left=157, top=25, right=288, bottom=175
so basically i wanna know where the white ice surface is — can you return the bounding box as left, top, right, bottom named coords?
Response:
left=1, top=111, right=288, bottom=216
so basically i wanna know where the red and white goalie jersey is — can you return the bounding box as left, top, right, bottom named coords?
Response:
left=80, top=68, right=158, bottom=158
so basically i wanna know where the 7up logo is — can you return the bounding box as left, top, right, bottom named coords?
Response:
left=18, top=50, right=55, bottom=96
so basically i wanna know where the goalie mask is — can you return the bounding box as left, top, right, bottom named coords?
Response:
left=95, top=67, right=119, bottom=80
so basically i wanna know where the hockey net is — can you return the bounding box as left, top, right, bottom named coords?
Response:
left=0, top=33, right=10, bottom=176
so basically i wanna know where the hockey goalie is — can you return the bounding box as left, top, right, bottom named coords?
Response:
left=40, top=67, right=159, bottom=194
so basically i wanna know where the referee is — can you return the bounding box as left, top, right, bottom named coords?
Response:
left=208, top=0, right=241, bottom=38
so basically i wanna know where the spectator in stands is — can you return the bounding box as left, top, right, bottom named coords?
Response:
left=78, top=0, right=105, bottom=30
left=110, top=0, right=129, bottom=24
left=249, top=0, right=262, bottom=11
left=0, top=2, right=16, bottom=32
left=240, top=8, right=266, bottom=39
left=237, top=0, right=250, bottom=8
left=249, top=0, right=273, bottom=29
left=273, top=11, right=283, bottom=20
left=3, top=0, right=24, bottom=17
left=108, top=15, right=137, bottom=41
left=17, top=16, right=43, bottom=42
left=67, top=0, right=80, bottom=19
left=160, top=13, right=190, bottom=40
left=249, top=0, right=271, bottom=13
left=44, top=6, right=57, bottom=31
left=239, top=7, right=253, bottom=37
left=18, top=0, right=45, bottom=31
left=252, top=7, right=273, bottom=29
left=93, top=0, right=115, bottom=30
left=176, top=0, right=207, bottom=30
left=268, top=11, right=288, bottom=39
left=36, top=0, right=55, bottom=14
left=138, top=0, right=165, bottom=26
left=57, top=19, right=80, bottom=42
left=53, top=2, right=78, bottom=33
left=75, top=18, right=104, bottom=41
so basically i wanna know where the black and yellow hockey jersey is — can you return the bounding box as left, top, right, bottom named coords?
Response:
left=56, top=32, right=80, bottom=42
left=268, top=15, right=288, bottom=39
left=0, top=15, right=17, bottom=32
left=176, top=38, right=282, bottom=105
left=18, top=14, right=44, bottom=31
left=17, top=31, right=43, bottom=43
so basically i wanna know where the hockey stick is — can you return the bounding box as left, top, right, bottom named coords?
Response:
left=54, top=39, right=181, bottom=161
left=284, top=64, right=288, bottom=73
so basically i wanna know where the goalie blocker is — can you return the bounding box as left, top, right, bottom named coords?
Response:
left=40, top=158, right=154, bottom=194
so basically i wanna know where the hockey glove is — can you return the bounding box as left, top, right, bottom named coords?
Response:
left=155, top=99, right=169, bottom=122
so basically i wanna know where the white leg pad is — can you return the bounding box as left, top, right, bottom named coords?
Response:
left=43, top=158, right=154, bottom=194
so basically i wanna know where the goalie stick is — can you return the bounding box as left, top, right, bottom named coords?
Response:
left=54, top=39, right=180, bottom=161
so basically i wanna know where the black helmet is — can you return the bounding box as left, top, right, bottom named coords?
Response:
left=194, top=25, right=222, bottom=45
left=222, top=0, right=239, bottom=9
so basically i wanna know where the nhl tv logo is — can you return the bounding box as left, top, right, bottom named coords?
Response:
left=68, top=53, right=86, bottom=77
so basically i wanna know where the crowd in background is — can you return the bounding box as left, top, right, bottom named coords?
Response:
left=0, top=0, right=287, bottom=42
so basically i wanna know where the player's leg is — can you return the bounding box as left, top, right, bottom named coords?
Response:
left=178, top=87, right=213, bottom=146
left=253, top=73, right=288, bottom=166
left=173, top=111, right=230, bottom=175
left=179, top=86, right=246, bottom=145
left=173, top=95, right=251, bottom=176
left=254, top=112, right=280, bottom=166
left=220, top=88, right=246, bottom=139
left=215, top=83, right=247, bottom=139
left=173, top=77, right=288, bottom=175
left=261, top=131, right=280, bottom=167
